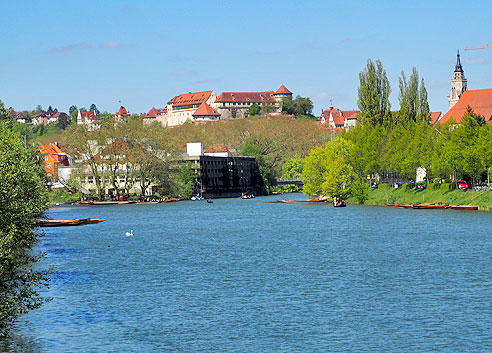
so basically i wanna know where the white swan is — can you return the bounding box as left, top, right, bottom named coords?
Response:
left=125, top=230, right=133, bottom=237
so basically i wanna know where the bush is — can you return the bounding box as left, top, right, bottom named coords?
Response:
left=377, top=183, right=391, bottom=190
left=402, top=183, right=413, bottom=191
left=352, top=181, right=370, bottom=204
left=440, top=182, right=455, bottom=191
left=432, top=177, right=441, bottom=184
left=427, top=183, right=440, bottom=190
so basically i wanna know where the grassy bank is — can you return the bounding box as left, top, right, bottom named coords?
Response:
left=48, top=191, right=80, bottom=205
left=349, top=188, right=492, bottom=211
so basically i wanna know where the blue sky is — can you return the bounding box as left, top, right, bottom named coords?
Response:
left=1, top=0, right=492, bottom=116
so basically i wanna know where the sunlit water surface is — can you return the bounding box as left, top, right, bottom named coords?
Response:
left=2, top=194, right=492, bottom=352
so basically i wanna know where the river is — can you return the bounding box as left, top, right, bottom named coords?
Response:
left=2, top=194, right=492, bottom=352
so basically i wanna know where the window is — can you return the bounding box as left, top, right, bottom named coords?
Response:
left=46, top=163, right=51, bottom=169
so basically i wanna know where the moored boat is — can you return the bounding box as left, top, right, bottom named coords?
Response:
left=38, top=218, right=105, bottom=227
left=449, top=205, right=479, bottom=210
left=412, top=203, right=450, bottom=209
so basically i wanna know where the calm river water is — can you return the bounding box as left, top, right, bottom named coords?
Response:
left=3, top=194, right=492, bottom=352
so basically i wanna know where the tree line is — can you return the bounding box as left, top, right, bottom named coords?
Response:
left=285, top=59, right=492, bottom=200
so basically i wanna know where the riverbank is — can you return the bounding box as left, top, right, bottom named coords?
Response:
left=349, top=188, right=492, bottom=211
left=48, top=191, right=80, bottom=205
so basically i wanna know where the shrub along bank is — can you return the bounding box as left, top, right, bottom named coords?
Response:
left=348, top=188, right=492, bottom=211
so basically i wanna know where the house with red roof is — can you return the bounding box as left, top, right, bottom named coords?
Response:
left=142, top=107, right=159, bottom=124
left=113, top=106, right=130, bottom=122
left=158, top=90, right=217, bottom=127
left=38, top=143, right=71, bottom=178
left=77, top=110, right=100, bottom=130
left=318, top=106, right=358, bottom=130
left=192, top=102, right=221, bottom=122
left=212, top=85, right=292, bottom=119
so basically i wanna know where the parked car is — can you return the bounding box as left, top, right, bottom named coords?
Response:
left=455, top=180, right=469, bottom=190
left=473, top=183, right=488, bottom=191
left=415, top=182, right=426, bottom=190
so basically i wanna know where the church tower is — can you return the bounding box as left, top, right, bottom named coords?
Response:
left=448, top=50, right=467, bottom=109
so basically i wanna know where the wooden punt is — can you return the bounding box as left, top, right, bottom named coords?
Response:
left=449, top=205, right=479, bottom=210
left=263, top=199, right=326, bottom=204
left=164, top=198, right=181, bottom=202
left=412, top=204, right=450, bottom=209
left=79, top=201, right=136, bottom=205
left=38, top=218, right=105, bottom=227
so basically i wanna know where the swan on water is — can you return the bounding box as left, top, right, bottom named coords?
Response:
left=125, top=230, right=133, bottom=237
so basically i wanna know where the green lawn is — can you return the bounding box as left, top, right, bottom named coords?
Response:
left=48, top=191, right=80, bottom=205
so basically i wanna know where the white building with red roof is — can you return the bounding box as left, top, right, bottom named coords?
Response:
left=157, top=90, right=217, bottom=127
left=192, top=102, right=221, bottom=122
left=318, top=106, right=358, bottom=130
left=142, top=107, right=159, bottom=124
left=77, top=110, right=100, bottom=130
left=212, top=85, right=292, bottom=119
left=113, top=106, right=130, bottom=122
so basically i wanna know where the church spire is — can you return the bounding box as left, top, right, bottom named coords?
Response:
left=455, top=49, right=463, bottom=73
left=449, top=50, right=467, bottom=109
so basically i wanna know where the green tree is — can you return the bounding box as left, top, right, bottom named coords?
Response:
left=98, top=112, right=113, bottom=126
left=0, top=100, right=12, bottom=129
left=69, top=105, right=78, bottom=116
left=357, top=59, right=391, bottom=125
left=281, top=98, right=295, bottom=115
left=241, top=135, right=280, bottom=192
left=293, top=96, right=313, bottom=116
left=281, top=155, right=304, bottom=192
left=57, top=113, right=71, bottom=130
left=172, top=162, right=195, bottom=198
left=398, top=67, right=430, bottom=124
left=248, top=103, right=260, bottom=116
left=302, top=138, right=357, bottom=199
left=89, top=103, right=100, bottom=116
left=0, top=124, right=50, bottom=336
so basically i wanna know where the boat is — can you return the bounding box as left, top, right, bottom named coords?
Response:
left=240, top=192, right=255, bottom=199
left=262, top=199, right=326, bottom=204
left=38, top=218, right=105, bottom=227
left=385, top=203, right=477, bottom=210
left=79, top=200, right=136, bottom=205
left=449, top=205, right=479, bottom=210
left=164, top=197, right=181, bottom=202
left=333, top=200, right=346, bottom=207
left=207, top=198, right=213, bottom=203
left=412, top=203, right=450, bottom=209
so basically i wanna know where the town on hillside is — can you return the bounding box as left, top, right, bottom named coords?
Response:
left=9, top=51, right=492, bottom=200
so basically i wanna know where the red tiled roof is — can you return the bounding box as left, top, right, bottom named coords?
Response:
left=430, top=112, right=442, bottom=125
left=320, top=108, right=359, bottom=126
left=115, top=106, right=129, bottom=116
left=192, top=102, right=220, bottom=116
left=143, top=107, right=159, bottom=119
left=168, top=90, right=213, bottom=107
left=439, top=89, right=492, bottom=124
left=205, top=144, right=236, bottom=156
left=80, top=110, right=97, bottom=120
left=275, top=84, right=292, bottom=95
left=215, top=91, right=275, bottom=103
left=160, top=107, right=167, bottom=114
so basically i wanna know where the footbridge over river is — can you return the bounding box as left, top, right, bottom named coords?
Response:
left=276, top=177, right=303, bottom=186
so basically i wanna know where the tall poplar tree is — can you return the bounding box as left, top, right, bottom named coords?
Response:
left=357, top=59, right=391, bottom=126
left=398, top=67, right=430, bottom=124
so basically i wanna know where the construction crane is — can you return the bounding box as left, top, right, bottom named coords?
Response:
left=464, top=44, right=492, bottom=51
